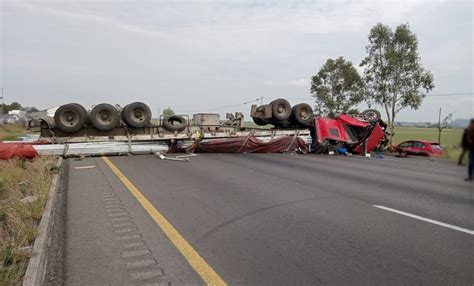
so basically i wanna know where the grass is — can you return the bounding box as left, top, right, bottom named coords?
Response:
left=0, top=157, right=57, bottom=286
left=392, top=127, right=463, bottom=146
left=392, top=127, right=464, bottom=161
left=0, top=124, right=27, bottom=142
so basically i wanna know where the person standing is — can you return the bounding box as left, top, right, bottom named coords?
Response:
left=458, top=127, right=469, bottom=165
left=465, top=119, right=474, bottom=182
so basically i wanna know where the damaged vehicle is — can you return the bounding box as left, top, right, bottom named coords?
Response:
left=392, top=140, right=444, bottom=157
left=251, top=101, right=388, bottom=155
left=310, top=110, right=388, bottom=155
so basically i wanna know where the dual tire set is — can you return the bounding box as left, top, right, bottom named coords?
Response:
left=252, top=98, right=314, bottom=128
left=54, top=102, right=152, bottom=133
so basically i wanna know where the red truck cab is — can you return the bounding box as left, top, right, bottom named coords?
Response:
left=311, top=111, right=387, bottom=155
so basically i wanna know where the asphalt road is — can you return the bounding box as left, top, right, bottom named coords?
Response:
left=65, top=154, right=473, bottom=285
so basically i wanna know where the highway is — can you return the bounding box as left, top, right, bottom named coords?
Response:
left=64, top=153, right=473, bottom=285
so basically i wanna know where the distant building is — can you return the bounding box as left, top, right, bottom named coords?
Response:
left=8, top=110, right=21, bottom=121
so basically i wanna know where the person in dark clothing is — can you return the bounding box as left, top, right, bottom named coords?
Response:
left=465, top=119, right=474, bottom=182
left=458, top=128, right=469, bottom=165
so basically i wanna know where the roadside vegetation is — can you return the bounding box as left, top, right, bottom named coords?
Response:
left=0, top=157, right=56, bottom=285
left=0, top=124, right=26, bottom=141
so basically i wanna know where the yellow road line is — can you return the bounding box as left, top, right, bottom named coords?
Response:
left=102, top=156, right=227, bottom=286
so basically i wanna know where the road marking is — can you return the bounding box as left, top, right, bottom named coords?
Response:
left=102, top=156, right=227, bottom=286
left=373, top=205, right=474, bottom=235
left=74, top=165, right=96, bottom=170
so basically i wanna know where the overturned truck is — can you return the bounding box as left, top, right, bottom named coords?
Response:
left=17, top=99, right=387, bottom=157
left=249, top=98, right=388, bottom=155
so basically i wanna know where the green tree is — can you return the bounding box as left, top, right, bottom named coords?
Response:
left=360, top=23, right=434, bottom=143
left=162, top=107, right=175, bottom=116
left=1, top=102, right=23, bottom=113
left=310, top=57, right=364, bottom=115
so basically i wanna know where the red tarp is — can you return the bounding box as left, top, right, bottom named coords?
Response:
left=0, top=143, right=39, bottom=159
left=179, top=135, right=308, bottom=154
left=0, top=140, right=48, bottom=160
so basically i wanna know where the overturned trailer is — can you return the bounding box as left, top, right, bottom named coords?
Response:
left=1, top=99, right=387, bottom=159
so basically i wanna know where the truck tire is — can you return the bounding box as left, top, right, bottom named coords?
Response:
left=121, top=102, right=151, bottom=128
left=54, top=103, right=87, bottom=133
left=252, top=117, right=268, bottom=126
left=72, top=103, right=89, bottom=124
left=270, top=99, right=291, bottom=122
left=361, top=109, right=381, bottom=123
left=163, top=115, right=187, bottom=132
left=290, top=103, right=314, bottom=127
left=90, top=103, right=120, bottom=131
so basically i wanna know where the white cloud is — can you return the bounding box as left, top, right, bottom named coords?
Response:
left=287, top=79, right=309, bottom=87
left=12, top=1, right=168, bottom=38
left=2, top=0, right=472, bottom=121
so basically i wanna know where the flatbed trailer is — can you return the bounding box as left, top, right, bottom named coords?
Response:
left=38, top=121, right=311, bottom=144
left=2, top=100, right=386, bottom=160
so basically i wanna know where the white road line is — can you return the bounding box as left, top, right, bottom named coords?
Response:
left=74, top=165, right=96, bottom=170
left=373, top=205, right=474, bottom=235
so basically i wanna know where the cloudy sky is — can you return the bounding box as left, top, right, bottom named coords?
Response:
left=1, top=0, right=472, bottom=121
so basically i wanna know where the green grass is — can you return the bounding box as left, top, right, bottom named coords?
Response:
left=392, top=127, right=463, bottom=146
left=0, top=124, right=26, bottom=141
left=393, top=127, right=464, bottom=161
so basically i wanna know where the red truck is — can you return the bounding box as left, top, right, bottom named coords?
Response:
left=250, top=99, right=388, bottom=155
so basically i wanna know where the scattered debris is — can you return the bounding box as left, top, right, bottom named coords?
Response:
left=46, top=163, right=60, bottom=174
left=21, top=196, right=38, bottom=204
left=20, top=246, right=33, bottom=254
left=336, top=147, right=348, bottom=156
left=156, top=153, right=193, bottom=162
left=18, top=181, right=29, bottom=192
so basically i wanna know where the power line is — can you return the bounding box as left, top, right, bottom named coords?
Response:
left=426, top=92, right=473, bottom=97
left=175, top=92, right=473, bottom=113
left=176, top=98, right=260, bottom=113
left=267, top=93, right=474, bottom=101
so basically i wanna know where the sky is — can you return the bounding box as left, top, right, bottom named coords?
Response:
left=1, top=0, right=473, bottom=122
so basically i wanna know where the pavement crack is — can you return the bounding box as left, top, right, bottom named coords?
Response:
left=195, top=195, right=339, bottom=244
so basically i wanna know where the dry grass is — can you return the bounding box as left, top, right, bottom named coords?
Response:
left=0, top=124, right=27, bottom=142
left=0, top=157, right=57, bottom=286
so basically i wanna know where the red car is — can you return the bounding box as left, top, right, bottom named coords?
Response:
left=394, top=140, right=444, bottom=157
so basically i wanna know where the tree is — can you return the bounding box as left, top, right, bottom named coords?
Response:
left=1, top=102, right=23, bottom=113
left=310, top=57, right=364, bottom=115
left=162, top=107, right=175, bottom=116
left=25, top=106, right=39, bottom=112
left=360, top=23, right=434, bottom=144
left=437, top=108, right=454, bottom=145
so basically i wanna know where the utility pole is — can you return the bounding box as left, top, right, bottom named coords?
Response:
left=438, top=107, right=441, bottom=144
left=0, top=88, right=4, bottom=116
